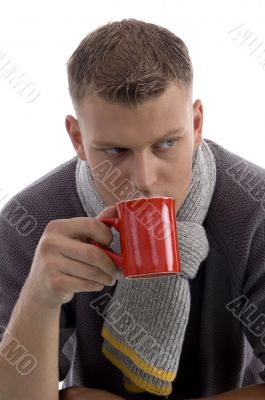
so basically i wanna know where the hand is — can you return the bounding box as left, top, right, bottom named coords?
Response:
left=21, top=205, right=120, bottom=310
left=59, top=386, right=125, bottom=400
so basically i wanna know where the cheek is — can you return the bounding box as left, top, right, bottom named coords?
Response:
left=162, top=154, right=192, bottom=183
left=87, top=155, right=129, bottom=202
left=159, top=153, right=193, bottom=201
left=86, top=147, right=103, bottom=164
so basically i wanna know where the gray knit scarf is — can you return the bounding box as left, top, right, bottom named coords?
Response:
left=75, top=139, right=216, bottom=397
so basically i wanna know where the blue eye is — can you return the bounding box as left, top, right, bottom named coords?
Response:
left=103, top=138, right=179, bottom=155
left=153, top=139, right=178, bottom=149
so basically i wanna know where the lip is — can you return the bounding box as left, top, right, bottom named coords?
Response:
left=116, top=196, right=174, bottom=205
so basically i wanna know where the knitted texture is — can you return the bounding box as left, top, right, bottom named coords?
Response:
left=0, top=139, right=265, bottom=400
left=75, top=139, right=217, bottom=395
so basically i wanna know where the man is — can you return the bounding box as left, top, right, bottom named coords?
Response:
left=0, top=18, right=265, bottom=400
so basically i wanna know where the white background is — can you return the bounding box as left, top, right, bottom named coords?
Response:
left=1, top=0, right=265, bottom=206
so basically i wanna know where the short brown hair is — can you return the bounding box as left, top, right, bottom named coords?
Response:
left=66, top=18, right=193, bottom=108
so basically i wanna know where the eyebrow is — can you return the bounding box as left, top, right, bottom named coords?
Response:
left=91, top=128, right=184, bottom=147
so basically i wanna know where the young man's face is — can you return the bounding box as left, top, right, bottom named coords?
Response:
left=65, top=83, right=203, bottom=214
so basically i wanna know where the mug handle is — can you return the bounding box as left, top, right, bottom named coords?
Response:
left=94, top=217, right=123, bottom=270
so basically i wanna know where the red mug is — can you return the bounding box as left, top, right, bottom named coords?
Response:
left=96, top=197, right=181, bottom=278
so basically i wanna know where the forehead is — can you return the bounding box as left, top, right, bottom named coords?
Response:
left=76, top=84, right=191, bottom=144
left=78, top=84, right=189, bottom=118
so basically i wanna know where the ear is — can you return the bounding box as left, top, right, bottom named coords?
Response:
left=192, top=99, right=203, bottom=148
left=65, top=115, right=87, bottom=160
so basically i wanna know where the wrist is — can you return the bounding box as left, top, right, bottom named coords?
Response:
left=19, top=278, right=62, bottom=316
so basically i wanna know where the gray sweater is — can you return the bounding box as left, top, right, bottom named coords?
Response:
left=1, top=138, right=265, bottom=400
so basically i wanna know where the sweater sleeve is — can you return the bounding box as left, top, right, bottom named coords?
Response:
left=0, top=201, right=75, bottom=382
left=241, top=214, right=265, bottom=382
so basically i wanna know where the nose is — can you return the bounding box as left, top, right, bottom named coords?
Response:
left=129, top=151, right=157, bottom=194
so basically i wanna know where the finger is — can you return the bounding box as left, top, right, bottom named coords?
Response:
left=96, top=204, right=118, bottom=219
left=61, top=273, right=105, bottom=293
left=80, top=205, right=118, bottom=244
left=55, top=253, right=117, bottom=286
left=56, top=236, right=120, bottom=279
left=46, top=216, right=113, bottom=247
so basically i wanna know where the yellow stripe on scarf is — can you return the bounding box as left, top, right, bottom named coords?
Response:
left=102, top=345, right=172, bottom=396
left=102, top=326, right=176, bottom=381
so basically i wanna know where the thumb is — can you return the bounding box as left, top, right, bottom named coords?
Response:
left=96, top=204, right=118, bottom=220
left=83, top=205, right=117, bottom=247
left=95, top=205, right=124, bottom=279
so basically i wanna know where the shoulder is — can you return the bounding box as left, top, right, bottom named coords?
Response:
left=205, top=138, right=265, bottom=220
left=0, top=156, right=86, bottom=240
left=204, top=138, right=265, bottom=267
